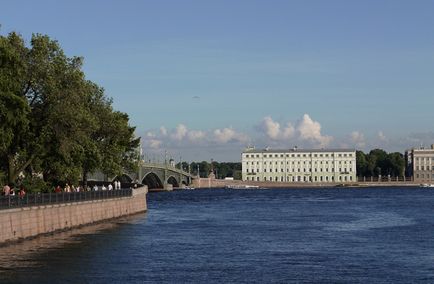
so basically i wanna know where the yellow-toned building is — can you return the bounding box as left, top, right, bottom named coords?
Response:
left=242, top=147, right=356, bottom=183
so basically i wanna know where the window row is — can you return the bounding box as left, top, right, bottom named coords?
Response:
left=415, top=157, right=434, bottom=162
left=415, top=173, right=434, bottom=179
left=244, top=175, right=353, bottom=182
left=246, top=168, right=352, bottom=173
left=415, top=166, right=434, bottom=171
left=245, top=153, right=353, bottom=158
left=245, top=160, right=352, bottom=165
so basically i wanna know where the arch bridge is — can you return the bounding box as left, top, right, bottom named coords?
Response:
left=109, top=162, right=194, bottom=191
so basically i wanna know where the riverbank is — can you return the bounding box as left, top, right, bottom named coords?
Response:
left=0, top=186, right=148, bottom=244
left=190, top=177, right=419, bottom=189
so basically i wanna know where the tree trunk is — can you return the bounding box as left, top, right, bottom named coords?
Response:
left=82, top=169, right=88, bottom=190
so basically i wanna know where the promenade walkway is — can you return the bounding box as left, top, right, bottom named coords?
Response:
left=0, top=189, right=133, bottom=210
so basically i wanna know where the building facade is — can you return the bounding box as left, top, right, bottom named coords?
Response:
left=242, top=147, right=356, bottom=183
left=405, top=144, right=434, bottom=183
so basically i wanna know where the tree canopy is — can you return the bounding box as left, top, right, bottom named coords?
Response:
left=0, top=31, right=139, bottom=191
left=356, top=149, right=405, bottom=177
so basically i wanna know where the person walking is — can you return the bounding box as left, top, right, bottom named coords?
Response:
left=3, top=184, right=10, bottom=196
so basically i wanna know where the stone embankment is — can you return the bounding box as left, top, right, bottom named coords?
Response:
left=192, top=178, right=418, bottom=189
left=0, top=187, right=147, bottom=244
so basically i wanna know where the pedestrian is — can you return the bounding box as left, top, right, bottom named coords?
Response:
left=3, top=184, right=10, bottom=196
left=55, top=185, right=62, bottom=193
left=19, top=185, right=26, bottom=198
left=101, top=184, right=107, bottom=191
left=93, top=184, right=98, bottom=191
left=108, top=183, right=113, bottom=191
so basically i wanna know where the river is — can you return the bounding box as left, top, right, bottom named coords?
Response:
left=1, top=187, right=434, bottom=283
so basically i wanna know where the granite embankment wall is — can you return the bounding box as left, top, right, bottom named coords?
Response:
left=0, top=187, right=147, bottom=243
left=192, top=178, right=418, bottom=188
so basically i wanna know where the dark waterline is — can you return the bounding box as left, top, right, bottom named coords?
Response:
left=1, top=187, right=434, bottom=283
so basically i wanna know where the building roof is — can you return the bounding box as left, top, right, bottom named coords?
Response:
left=242, top=148, right=355, bottom=154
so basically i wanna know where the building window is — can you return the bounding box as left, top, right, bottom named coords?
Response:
left=246, top=155, right=249, bottom=158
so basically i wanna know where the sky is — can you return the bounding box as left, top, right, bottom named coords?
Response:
left=2, top=0, right=434, bottom=162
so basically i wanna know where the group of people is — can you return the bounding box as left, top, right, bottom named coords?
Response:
left=2, top=184, right=26, bottom=198
left=54, top=183, right=82, bottom=193
left=53, top=181, right=122, bottom=193
left=92, top=181, right=122, bottom=191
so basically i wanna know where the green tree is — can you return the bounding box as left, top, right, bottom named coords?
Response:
left=356, top=150, right=367, bottom=177
left=0, top=30, right=139, bottom=188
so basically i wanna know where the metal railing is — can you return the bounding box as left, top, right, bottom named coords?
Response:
left=0, top=188, right=133, bottom=210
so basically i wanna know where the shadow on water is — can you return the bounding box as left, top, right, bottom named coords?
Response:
left=0, top=213, right=147, bottom=283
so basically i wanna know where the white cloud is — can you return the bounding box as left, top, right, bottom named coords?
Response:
left=213, top=127, right=249, bottom=144
left=282, top=122, right=295, bottom=139
left=378, top=131, right=387, bottom=141
left=296, top=114, right=333, bottom=147
left=160, top=126, right=168, bottom=136
left=350, top=131, right=366, bottom=148
left=188, top=130, right=206, bottom=142
left=262, top=116, right=281, bottom=140
left=171, top=124, right=188, bottom=141
left=148, top=139, right=162, bottom=149
left=260, top=116, right=294, bottom=140
left=146, top=131, right=156, bottom=138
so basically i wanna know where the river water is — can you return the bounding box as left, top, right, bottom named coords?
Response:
left=1, top=187, right=434, bottom=283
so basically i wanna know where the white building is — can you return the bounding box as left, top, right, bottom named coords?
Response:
left=405, top=144, right=434, bottom=183
left=242, top=147, right=357, bottom=183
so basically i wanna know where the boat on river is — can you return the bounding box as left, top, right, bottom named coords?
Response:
left=225, top=185, right=263, bottom=189
left=420, top=184, right=434, bottom=188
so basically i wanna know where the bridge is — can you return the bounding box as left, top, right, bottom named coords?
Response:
left=89, top=162, right=195, bottom=191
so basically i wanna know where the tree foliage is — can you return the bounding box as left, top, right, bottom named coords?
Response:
left=186, top=161, right=242, bottom=179
left=0, top=30, right=139, bottom=190
left=356, top=149, right=405, bottom=177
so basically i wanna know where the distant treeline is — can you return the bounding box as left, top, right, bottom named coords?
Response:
left=356, top=149, right=405, bottom=177
left=177, top=161, right=242, bottom=180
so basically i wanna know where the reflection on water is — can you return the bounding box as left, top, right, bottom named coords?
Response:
left=0, top=214, right=146, bottom=279
left=1, top=188, right=434, bottom=283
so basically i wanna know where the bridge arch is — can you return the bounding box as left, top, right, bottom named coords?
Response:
left=167, top=176, right=179, bottom=188
left=142, top=172, right=164, bottom=189
left=112, top=174, right=133, bottom=184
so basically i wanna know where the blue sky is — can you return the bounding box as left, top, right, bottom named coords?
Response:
left=2, top=0, right=434, bottom=161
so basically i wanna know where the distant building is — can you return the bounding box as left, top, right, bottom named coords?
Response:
left=241, top=147, right=356, bottom=183
left=405, top=144, right=434, bottom=183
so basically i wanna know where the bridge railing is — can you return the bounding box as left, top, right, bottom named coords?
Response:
left=142, top=162, right=194, bottom=177
left=0, top=188, right=133, bottom=210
